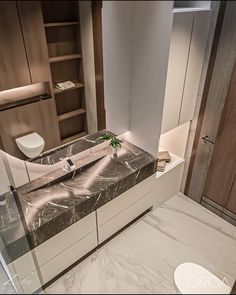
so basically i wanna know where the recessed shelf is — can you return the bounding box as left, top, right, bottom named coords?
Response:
left=49, top=53, right=82, bottom=63
left=61, top=132, right=87, bottom=144
left=44, top=21, right=79, bottom=28
left=53, top=81, right=84, bottom=95
left=173, top=0, right=211, bottom=12
left=156, top=151, right=185, bottom=179
left=173, top=7, right=211, bottom=13
left=57, top=108, right=86, bottom=122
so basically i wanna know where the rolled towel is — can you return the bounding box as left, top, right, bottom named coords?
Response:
left=157, top=151, right=171, bottom=162
left=157, top=159, right=167, bottom=172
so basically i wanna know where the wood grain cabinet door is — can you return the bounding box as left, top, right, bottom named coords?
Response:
left=17, top=1, right=51, bottom=84
left=0, top=1, right=31, bottom=91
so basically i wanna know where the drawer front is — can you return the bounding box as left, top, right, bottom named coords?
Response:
left=153, top=162, right=184, bottom=209
left=98, top=190, right=155, bottom=244
left=40, top=231, right=97, bottom=284
left=35, top=212, right=96, bottom=266
left=97, top=175, right=156, bottom=226
left=13, top=251, right=36, bottom=280
left=10, top=255, right=41, bottom=294
left=20, top=270, right=41, bottom=294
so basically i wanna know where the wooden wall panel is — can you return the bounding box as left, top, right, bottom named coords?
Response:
left=17, top=1, right=51, bottom=83
left=0, top=99, right=61, bottom=159
left=203, top=63, right=236, bottom=207
left=0, top=1, right=31, bottom=91
left=92, top=1, right=106, bottom=130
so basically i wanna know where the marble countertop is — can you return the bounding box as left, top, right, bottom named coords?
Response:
left=30, top=130, right=111, bottom=165
left=0, top=133, right=157, bottom=263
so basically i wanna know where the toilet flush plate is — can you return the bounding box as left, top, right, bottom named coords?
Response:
left=174, top=262, right=231, bottom=294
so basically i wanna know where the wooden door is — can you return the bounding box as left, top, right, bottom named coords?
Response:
left=202, top=62, right=236, bottom=213
left=0, top=1, right=31, bottom=91
left=185, top=1, right=236, bottom=208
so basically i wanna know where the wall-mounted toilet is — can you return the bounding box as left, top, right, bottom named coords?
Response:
left=15, top=132, right=45, bottom=159
left=174, top=263, right=231, bottom=294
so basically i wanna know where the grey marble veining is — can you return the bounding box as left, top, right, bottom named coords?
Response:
left=1, top=133, right=156, bottom=262
left=19, top=140, right=156, bottom=248
left=46, top=193, right=236, bottom=294
left=0, top=192, right=30, bottom=264
left=30, top=131, right=113, bottom=165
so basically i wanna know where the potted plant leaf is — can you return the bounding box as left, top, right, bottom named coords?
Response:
left=99, top=133, right=123, bottom=157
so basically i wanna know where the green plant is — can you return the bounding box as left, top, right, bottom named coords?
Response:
left=99, top=133, right=112, bottom=141
left=99, top=133, right=123, bottom=149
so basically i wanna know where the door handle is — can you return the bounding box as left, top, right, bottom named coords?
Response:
left=201, top=135, right=214, bottom=145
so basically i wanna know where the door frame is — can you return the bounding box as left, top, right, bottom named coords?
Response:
left=92, top=1, right=106, bottom=131
left=184, top=1, right=236, bottom=203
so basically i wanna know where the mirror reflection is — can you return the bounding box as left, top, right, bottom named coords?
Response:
left=0, top=0, right=105, bottom=163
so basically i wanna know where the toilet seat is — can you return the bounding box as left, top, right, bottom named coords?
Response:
left=174, top=263, right=231, bottom=294
left=16, top=132, right=45, bottom=158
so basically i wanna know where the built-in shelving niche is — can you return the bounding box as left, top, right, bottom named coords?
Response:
left=174, top=1, right=211, bottom=12
left=41, top=0, right=88, bottom=144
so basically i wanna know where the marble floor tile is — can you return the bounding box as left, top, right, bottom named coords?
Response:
left=46, top=193, right=236, bottom=294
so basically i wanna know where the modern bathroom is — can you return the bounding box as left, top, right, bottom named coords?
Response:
left=0, top=0, right=235, bottom=294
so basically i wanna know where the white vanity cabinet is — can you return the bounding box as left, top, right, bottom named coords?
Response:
left=9, top=160, right=185, bottom=293
left=161, top=10, right=211, bottom=134
left=96, top=156, right=185, bottom=244
left=7, top=212, right=97, bottom=292
left=35, top=212, right=97, bottom=285
left=96, top=176, right=157, bottom=244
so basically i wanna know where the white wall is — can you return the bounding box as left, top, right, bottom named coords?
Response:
left=159, top=121, right=190, bottom=158
left=102, top=1, right=132, bottom=134
left=128, top=1, right=174, bottom=154
left=103, top=1, right=173, bottom=155
left=0, top=150, right=29, bottom=188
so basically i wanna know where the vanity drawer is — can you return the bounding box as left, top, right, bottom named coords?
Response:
left=19, top=270, right=41, bottom=294
left=35, top=212, right=96, bottom=266
left=13, top=251, right=36, bottom=280
left=9, top=251, right=42, bottom=294
left=97, top=174, right=156, bottom=227
left=98, top=190, right=155, bottom=244
left=153, top=161, right=184, bottom=209
left=40, top=231, right=97, bottom=284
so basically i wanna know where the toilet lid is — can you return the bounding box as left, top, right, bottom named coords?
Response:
left=16, top=133, right=44, bottom=149
left=174, top=263, right=231, bottom=294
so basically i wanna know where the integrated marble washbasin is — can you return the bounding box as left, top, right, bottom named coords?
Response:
left=27, top=154, right=107, bottom=193
left=2, top=132, right=157, bottom=263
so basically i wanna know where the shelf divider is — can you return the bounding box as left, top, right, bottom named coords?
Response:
left=44, top=21, right=79, bottom=28
left=58, top=108, right=86, bottom=122
left=53, top=81, right=84, bottom=95
left=49, top=53, right=82, bottom=63
left=61, top=132, right=87, bottom=144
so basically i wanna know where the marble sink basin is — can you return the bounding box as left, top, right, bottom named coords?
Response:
left=27, top=154, right=106, bottom=193
left=14, top=139, right=157, bottom=251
